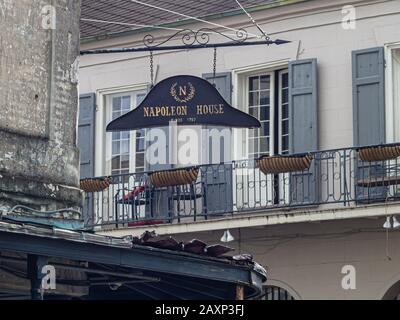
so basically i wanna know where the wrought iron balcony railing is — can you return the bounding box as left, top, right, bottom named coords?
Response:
left=81, top=143, right=400, bottom=228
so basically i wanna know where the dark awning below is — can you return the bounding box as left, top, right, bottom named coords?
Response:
left=106, top=75, right=261, bottom=131
left=0, top=221, right=266, bottom=300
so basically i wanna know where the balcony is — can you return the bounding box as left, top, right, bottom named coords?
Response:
left=81, top=143, right=400, bottom=229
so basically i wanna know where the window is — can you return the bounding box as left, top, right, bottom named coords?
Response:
left=392, top=49, right=400, bottom=141
left=386, top=45, right=400, bottom=143
left=279, top=71, right=289, bottom=154
left=248, top=74, right=271, bottom=158
left=245, top=68, right=289, bottom=159
left=260, top=285, right=295, bottom=300
left=111, top=95, right=131, bottom=176
left=135, top=93, right=147, bottom=172
left=105, top=90, right=147, bottom=176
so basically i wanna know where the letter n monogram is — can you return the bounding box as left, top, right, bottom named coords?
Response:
left=179, top=86, right=187, bottom=97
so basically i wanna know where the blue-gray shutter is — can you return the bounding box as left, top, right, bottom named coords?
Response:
left=202, top=72, right=233, bottom=215
left=78, top=93, right=95, bottom=179
left=78, top=93, right=95, bottom=225
left=289, top=59, right=318, bottom=154
left=352, top=47, right=386, bottom=201
left=288, top=59, right=319, bottom=205
left=352, top=47, right=385, bottom=146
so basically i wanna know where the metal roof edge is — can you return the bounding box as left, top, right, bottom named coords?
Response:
left=80, top=0, right=309, bottom=44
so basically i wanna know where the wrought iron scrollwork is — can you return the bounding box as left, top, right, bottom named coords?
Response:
left=143, top=28, right=249, bottom=49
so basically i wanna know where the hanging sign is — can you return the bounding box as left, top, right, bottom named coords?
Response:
left=106, top=75, right=261, bottom=131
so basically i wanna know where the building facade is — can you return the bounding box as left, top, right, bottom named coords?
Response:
left=79, top=0, right=400, bottom=299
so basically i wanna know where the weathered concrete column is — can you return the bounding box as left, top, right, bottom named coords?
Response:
left=0, top=0, right=82, bottom=212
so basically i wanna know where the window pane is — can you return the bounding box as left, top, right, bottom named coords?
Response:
left=136, top=129, right=145, bottom=139
left=282, top=136, right=289, bottom=154
left=136, top=138, right=145, bottom=152
left=249, top=106, right=258, bottom=118
left=136, top=153, right=145, bottom=168
left=112, top=141, right=120, bottom=155
left=112, top=156, right=120, bottom=170
left=112, top=97, right=121, bottom=110
left=249, top=91, right=259, bottom=106
left=121, top=155, right=129, bottom=169
left=249, top=138, right=258, bottom=155
left=282, top=119, right=289, bottom=135
left=260, top=75, right=270, bottom=90
left=121, top=131, right=130, bottom=140
left=282, top=88, right=289, bottom=104
left=260, top=137, right=269, bottom=152
left=260, top=91, right=270, bottom=106
left=249, top=129, right=255, bottom=139
left=282, top=104, right=289, bottom=119
left=112, top=111, right=120, bottom=120
left=121, top=96, right=131, bottom=110
left=249, top=76, right=259, bottom=91
left=121, top=140, right=129, bottom=154
left=260, top=106, right=269, bottom=121
left=112, top=132, right=120, bottom=140
left=282, top=73, right=289, bottom=88
left=262, top=122, right=270, bottom=136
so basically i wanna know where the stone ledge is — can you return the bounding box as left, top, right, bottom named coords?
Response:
left=0, top=174, right=83, bottom=211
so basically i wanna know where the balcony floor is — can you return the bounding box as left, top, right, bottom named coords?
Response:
left=94, top=200, right=400, bottom=238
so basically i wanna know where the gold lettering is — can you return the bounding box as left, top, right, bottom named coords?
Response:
left=179, top=86, right=187, bottom=96
left=176, top=106, right=182, bottom=116
left=195, top=104, right=224, bottom=115
left=144, top=105, right=192, bottom=117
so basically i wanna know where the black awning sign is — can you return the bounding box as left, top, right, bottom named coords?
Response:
left=106, top=75, right=261, bottom=131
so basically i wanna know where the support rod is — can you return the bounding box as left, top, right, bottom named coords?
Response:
left=80, top=39, right=291, bottom=55
left=236, top=285, right=244, bottom=300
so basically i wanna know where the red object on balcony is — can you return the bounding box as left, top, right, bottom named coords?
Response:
left=122, top=186, right=146, bottom=201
